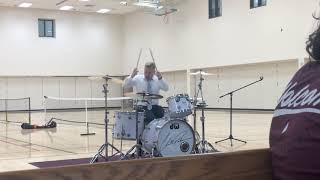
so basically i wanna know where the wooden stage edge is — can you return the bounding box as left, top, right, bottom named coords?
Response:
left=0, top=148, right=273, bottom=180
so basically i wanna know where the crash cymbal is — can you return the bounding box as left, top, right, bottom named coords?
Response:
left=88, top=76, right=124, bottom=84
left=189, top=71, right=215, bottom=76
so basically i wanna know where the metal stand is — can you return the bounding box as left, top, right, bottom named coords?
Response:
left=81, top=100, right=95, bottom=136
left=90, top=76, right=124, bottom=164
left=121, top=101, right=144, bottom=159
left=193, top=70, right=215, bottom=153
left=215, top=77, right=263, bottom=146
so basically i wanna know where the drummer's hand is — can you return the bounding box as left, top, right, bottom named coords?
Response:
left=156, top=71, right=162, bottom=80
left=131, top=68, right=138, bottom=78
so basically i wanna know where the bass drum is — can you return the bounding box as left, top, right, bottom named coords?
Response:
left=141, top=117, right=195, bottom=157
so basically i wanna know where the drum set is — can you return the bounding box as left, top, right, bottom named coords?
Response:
left=90, top=71, right=217, bottom=163
left=113, top=93, right=197, bottom=158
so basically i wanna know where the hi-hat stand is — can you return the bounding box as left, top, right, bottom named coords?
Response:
left=193, top=70, right=216, bottom=153
left=90, top=76, right=124, bottom=164
left=215, top=77, right=263, bottom=146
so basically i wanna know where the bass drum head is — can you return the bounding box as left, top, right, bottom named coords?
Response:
left=157, top=119, right=195, bottom=157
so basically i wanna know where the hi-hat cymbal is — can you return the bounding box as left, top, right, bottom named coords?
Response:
left=189, top=71, right=215, bottom=76
left=124, top=92, right=163, bottom=100
left=136, top=92, right=163, bottom=100
left=88, top=76, right=124, bottom=85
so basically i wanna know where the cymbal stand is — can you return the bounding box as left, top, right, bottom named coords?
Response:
left=90, top=76, right=124, bottom=163
left=193, top=70, right=215, bottom=153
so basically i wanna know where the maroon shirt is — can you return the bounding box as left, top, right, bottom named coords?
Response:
left=270, top=61, right=320, bottom=180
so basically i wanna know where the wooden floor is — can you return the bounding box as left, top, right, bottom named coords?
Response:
left=0, top=110, right=273, bottom=172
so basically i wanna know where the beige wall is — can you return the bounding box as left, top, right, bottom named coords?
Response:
left=122, top=0, right=318, bottom=74
left=159, top=59, right=298, bottom=109
left=0, top=7, right=123, bottom=76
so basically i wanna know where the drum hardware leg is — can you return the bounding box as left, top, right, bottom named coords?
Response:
left=121, top=144, right=142, bottom=160
left=193, top=131, right=200, bottom=154
left=90, top=142, right=124, bottom=163
left=198, top=140, right=218, bottom=153
left=121, top=104, right=144, bottom=160
left=192, top=108, right=197, bottom=136
left=120, top=136, right=123, bottom=153
left=198, top=102, right=217, bottom=153
left=90, top=77, right=125, bottom=163
left=194, top=144, right=200, bottom=154
left=192, top=70, right=216, bottom=154
left=111, top=131, right=114, bottom=155
left=120, top=125, right=125, bottom=153
left=152, top=148, right=155, bottom=157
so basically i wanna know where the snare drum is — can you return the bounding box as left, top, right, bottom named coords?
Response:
left=113, top=111, right=144, bottom=140
left=141, top=117, right=195, bottom=157
left=166, top=94, right=192, bottom=118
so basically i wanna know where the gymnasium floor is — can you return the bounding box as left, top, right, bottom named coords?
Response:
left=0, top=110, right=273, bottom=172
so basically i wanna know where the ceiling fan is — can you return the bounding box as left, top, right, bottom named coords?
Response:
left=120, top=0, right=178, bottom=16
left=120, top=0, right=161, bottom=8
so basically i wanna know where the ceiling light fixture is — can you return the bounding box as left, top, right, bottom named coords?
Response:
left=59, top=5, right=74, bottom=10
left=134, top=2, right=158, bottom=8
left=96, top=9, right=111, bottom=13
left=133, top=0, right=161, bottom=8
left=18, top=2, right=32, bottom=8
left=120, top=1, right=128, bottom=6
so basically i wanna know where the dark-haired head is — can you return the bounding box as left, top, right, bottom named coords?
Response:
left=144, top=62, right=156, bottom=80
left=306, top=14, right=320, bottom=61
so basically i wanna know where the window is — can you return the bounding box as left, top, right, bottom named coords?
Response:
left=209, top=0, right=222, bottom=19
left=38, top=19, right=55, bottom=38
left=250, top=0, right=266, bottom=9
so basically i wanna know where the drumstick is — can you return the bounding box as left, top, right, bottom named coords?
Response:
left=136, top=48, right=142, bottom=69
left=149, top=48, right=158, bottom=71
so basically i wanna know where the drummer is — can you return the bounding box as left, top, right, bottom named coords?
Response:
left=123, top=62, right=169, bottom=124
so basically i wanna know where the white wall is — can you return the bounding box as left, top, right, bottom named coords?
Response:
left=122, top=0, right=318, bottom=74
left=0, top=7, right=123, bottom=76
left=190, top=59, right=298, bottom=109
left=158, top=59, right=297, bottom=110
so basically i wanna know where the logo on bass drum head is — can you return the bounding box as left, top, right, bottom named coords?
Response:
left=170, top=123, right=180, bottom=130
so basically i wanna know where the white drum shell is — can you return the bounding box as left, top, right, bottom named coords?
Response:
left=167, top=94, right=192, bottom=118
left=113, top=111, right=144, bottom=140
left=142, top=117, right=195, bottom=157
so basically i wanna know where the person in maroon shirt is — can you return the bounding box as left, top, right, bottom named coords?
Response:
left=270, top=16, right=320, bottom=180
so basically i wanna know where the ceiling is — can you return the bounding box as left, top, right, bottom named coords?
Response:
left=0, top=0, right=181, bottom=15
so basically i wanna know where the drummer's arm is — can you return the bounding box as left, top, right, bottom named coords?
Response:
left=124, top=68, right=138, bottom=89
left=156, top=71, right=168, bottom=91
left=123, top=76, right=136, bottom=89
